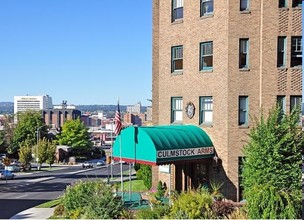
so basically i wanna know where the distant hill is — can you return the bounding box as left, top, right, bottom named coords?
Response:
left=0, top=102, right=147, bottom=115
left=0, top=102, right=13, bottom=114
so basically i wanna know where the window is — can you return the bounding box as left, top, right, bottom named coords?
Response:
left=279, top=0, right=287, bottom=7
left=172, top=0, right=183, bottom=22
left=239, top=96, right=248, bottom=126
left=277, top=95, right=286, bottom=115
left=240, top=0, right=249, bottom=11
left=239, top=39, right=249, bottom=69
left=171, top=97, right=183, bottom=122
left=200, top=96, right=213, bottom=124
left=171, top=46, right=183, bottom=73
left=200, top=42, right=213, bottom=71
left=201, top=0, right=213, bottom=16
left=290, top=96, right=302, bottom=112
left=277, top=37, right=286, bottom=67
left=291, top=37, right=302, bottom=67
left=292, top=0, right=302, bottom=7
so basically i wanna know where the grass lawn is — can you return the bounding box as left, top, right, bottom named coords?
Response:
left=36, top=198, right=61, bottom=208
left=117, top=179, right=148, bottom=192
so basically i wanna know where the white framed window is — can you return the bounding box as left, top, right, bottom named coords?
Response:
left=277, top=95, right=286, bottom=115
left=292, top=0, right=302, bottom=7
left=171, top=97, right=183, bottom=122
left=200, top=42, right=213, bottom=71
left=239, top=39, right=249, bottom=69
left=172, top=0, right=183, bottom=22
left=277, top=36, right=286, bottom=67
left=290, top=96, right=302, bottom=112
left=201, top=0, right=214, bottom=16
left=240, top=0, right=249, bottom=11
left=291, top=36, right=302, bottom=67
left=279, top=0, right=287, bottom=8
left=239, top=96, right=248, bottom=126
left=171, top=46, right=183, bottom=73
left=200, top=96, right=213, bottom=124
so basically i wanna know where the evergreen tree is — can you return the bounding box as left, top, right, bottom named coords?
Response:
left=242, top=107, right=303, bottom=219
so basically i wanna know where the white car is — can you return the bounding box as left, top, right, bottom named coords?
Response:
left=82, top=161, right=93, bottom=168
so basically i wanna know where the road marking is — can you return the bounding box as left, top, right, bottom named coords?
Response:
left=15, top=194, right=28, bottom=199
left=26, top=177, right=54, bottom=182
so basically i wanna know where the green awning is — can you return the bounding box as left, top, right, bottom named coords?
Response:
left=113, top=125, right=214, bottom=165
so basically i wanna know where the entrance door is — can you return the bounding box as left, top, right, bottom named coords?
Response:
left=192, top=163, right=209, bottom=189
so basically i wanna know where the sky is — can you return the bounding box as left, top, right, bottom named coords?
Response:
left=0, top=0, right=152, bottom=106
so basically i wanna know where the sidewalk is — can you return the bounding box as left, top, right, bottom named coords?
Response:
left=10, top=208, right=55, bottom=220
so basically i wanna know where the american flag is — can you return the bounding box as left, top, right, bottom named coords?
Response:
left=114, top=102, right=122, bottom=135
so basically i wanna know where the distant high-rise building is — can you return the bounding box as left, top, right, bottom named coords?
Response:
left=14, top=95, right=53, bottom=123
left=126, top=102, right=141, bottom=114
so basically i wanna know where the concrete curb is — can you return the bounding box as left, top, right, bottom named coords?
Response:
left=10, top=208, right=55, bottom=220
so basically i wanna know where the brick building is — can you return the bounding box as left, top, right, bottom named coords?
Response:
left=151, top=0, right=302, bottom=201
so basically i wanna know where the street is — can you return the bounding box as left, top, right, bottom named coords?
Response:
left=0, top=162, right=128, bottom=219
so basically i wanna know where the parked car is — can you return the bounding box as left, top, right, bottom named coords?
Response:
left=96, top=160, right=105, bottom=166
left=0, top=170, right=14, bottom=180
left=82, top=161, right=93, bottom=168
left=5, top=165, right=20, bottom=172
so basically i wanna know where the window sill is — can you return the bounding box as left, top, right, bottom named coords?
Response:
left=240, top=10, right=251, bottom=14
left=239, top=125, right=249, bottom=129
left=171, top=19, right=183, bottom=25
left=200, top=14, right=214, bottom=19
left=171, top=121, right=183, bottom=125
left=200, top=123, right=213, bottom=128
left=200, top=69, right=213, bottom=73
left=239, top=68, right=250, bottom=72
left=278, top=7, right=289, bottom=11
left=171, top=71, right=183, bottom=76
left=292, top=6, right=302, bottom=10
left=277, top=67, right=287, bottom=71
left=290, top=66, right=302, bottom=70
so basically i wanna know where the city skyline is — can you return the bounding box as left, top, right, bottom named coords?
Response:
left=0, top=0, right=152, bottom=106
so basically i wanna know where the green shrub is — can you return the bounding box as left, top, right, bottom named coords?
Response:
left=156, top=181, right=165, bottom=199
left=62, top=180, right=124, bottom=219
left=168, top=190, right=214, bottom=219
left=135, top=204, right=170, bottom=219
left=53, top=204, right=65, bottom=217
left=136, top=164, right=152, bottom=189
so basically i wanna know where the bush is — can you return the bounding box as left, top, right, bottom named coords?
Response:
left=136, top=164, right=152, bottom=189
left=62, top=180, right=124, bottom=219
left=168, top=190, right=214, bottom=219
left=53, top=204, right=65, bottom=217
left=212, top=201, right=235, bottom=219
left=135, top=204, right=170, bottom=219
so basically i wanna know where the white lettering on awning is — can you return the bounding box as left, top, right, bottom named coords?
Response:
left=157, top=147, right=214, bottom=159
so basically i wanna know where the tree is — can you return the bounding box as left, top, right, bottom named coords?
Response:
left=18, top=140, right=33, bottom=168
left=0, top=114, right=15, bottom=153
left=37, top=138, right=56, bottom=168
left=11, top=111, right=46, bottom=154
left=56, top=118, right=92, bottom=152
left=242, top=107, right=303, bottom=219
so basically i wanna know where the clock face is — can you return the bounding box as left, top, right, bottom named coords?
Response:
left=185, top=102, right=195, bottom=119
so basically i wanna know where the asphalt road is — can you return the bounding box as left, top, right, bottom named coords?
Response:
left=0, top=162, right=128, bottom=219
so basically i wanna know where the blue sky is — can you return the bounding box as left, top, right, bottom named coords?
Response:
left=0, top=0, right=152, bottom=106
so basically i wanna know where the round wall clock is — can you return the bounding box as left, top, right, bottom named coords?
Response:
left=185, top=102, right=195, bottom=119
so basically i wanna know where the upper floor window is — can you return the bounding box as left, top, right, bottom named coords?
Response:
left=201, top=0, right=214, bottom=16
left=200, top=41, right=213, bottom=71
left=239, top=39, right=249, bottom=69
left=171, top=46, right=183, bottom=73
left=291, top=36, right=302, bottom=67
left=171, top=97, right=183, bottom=123
left=199, top=96, right=213, bottom=124
left=277, top=36, right=286, bottom=67
left=292, top=0, right=302, bottom=7
left=240, top=0, right=250, bottom=11
left=172, top=0, right=183, bottom=22
left=279, top=0, right=287, bottom=7
left=239, top=96, right=248, bottom=126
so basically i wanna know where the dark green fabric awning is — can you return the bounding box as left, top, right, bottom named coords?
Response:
left=113, top=125, right=214, bottom=165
